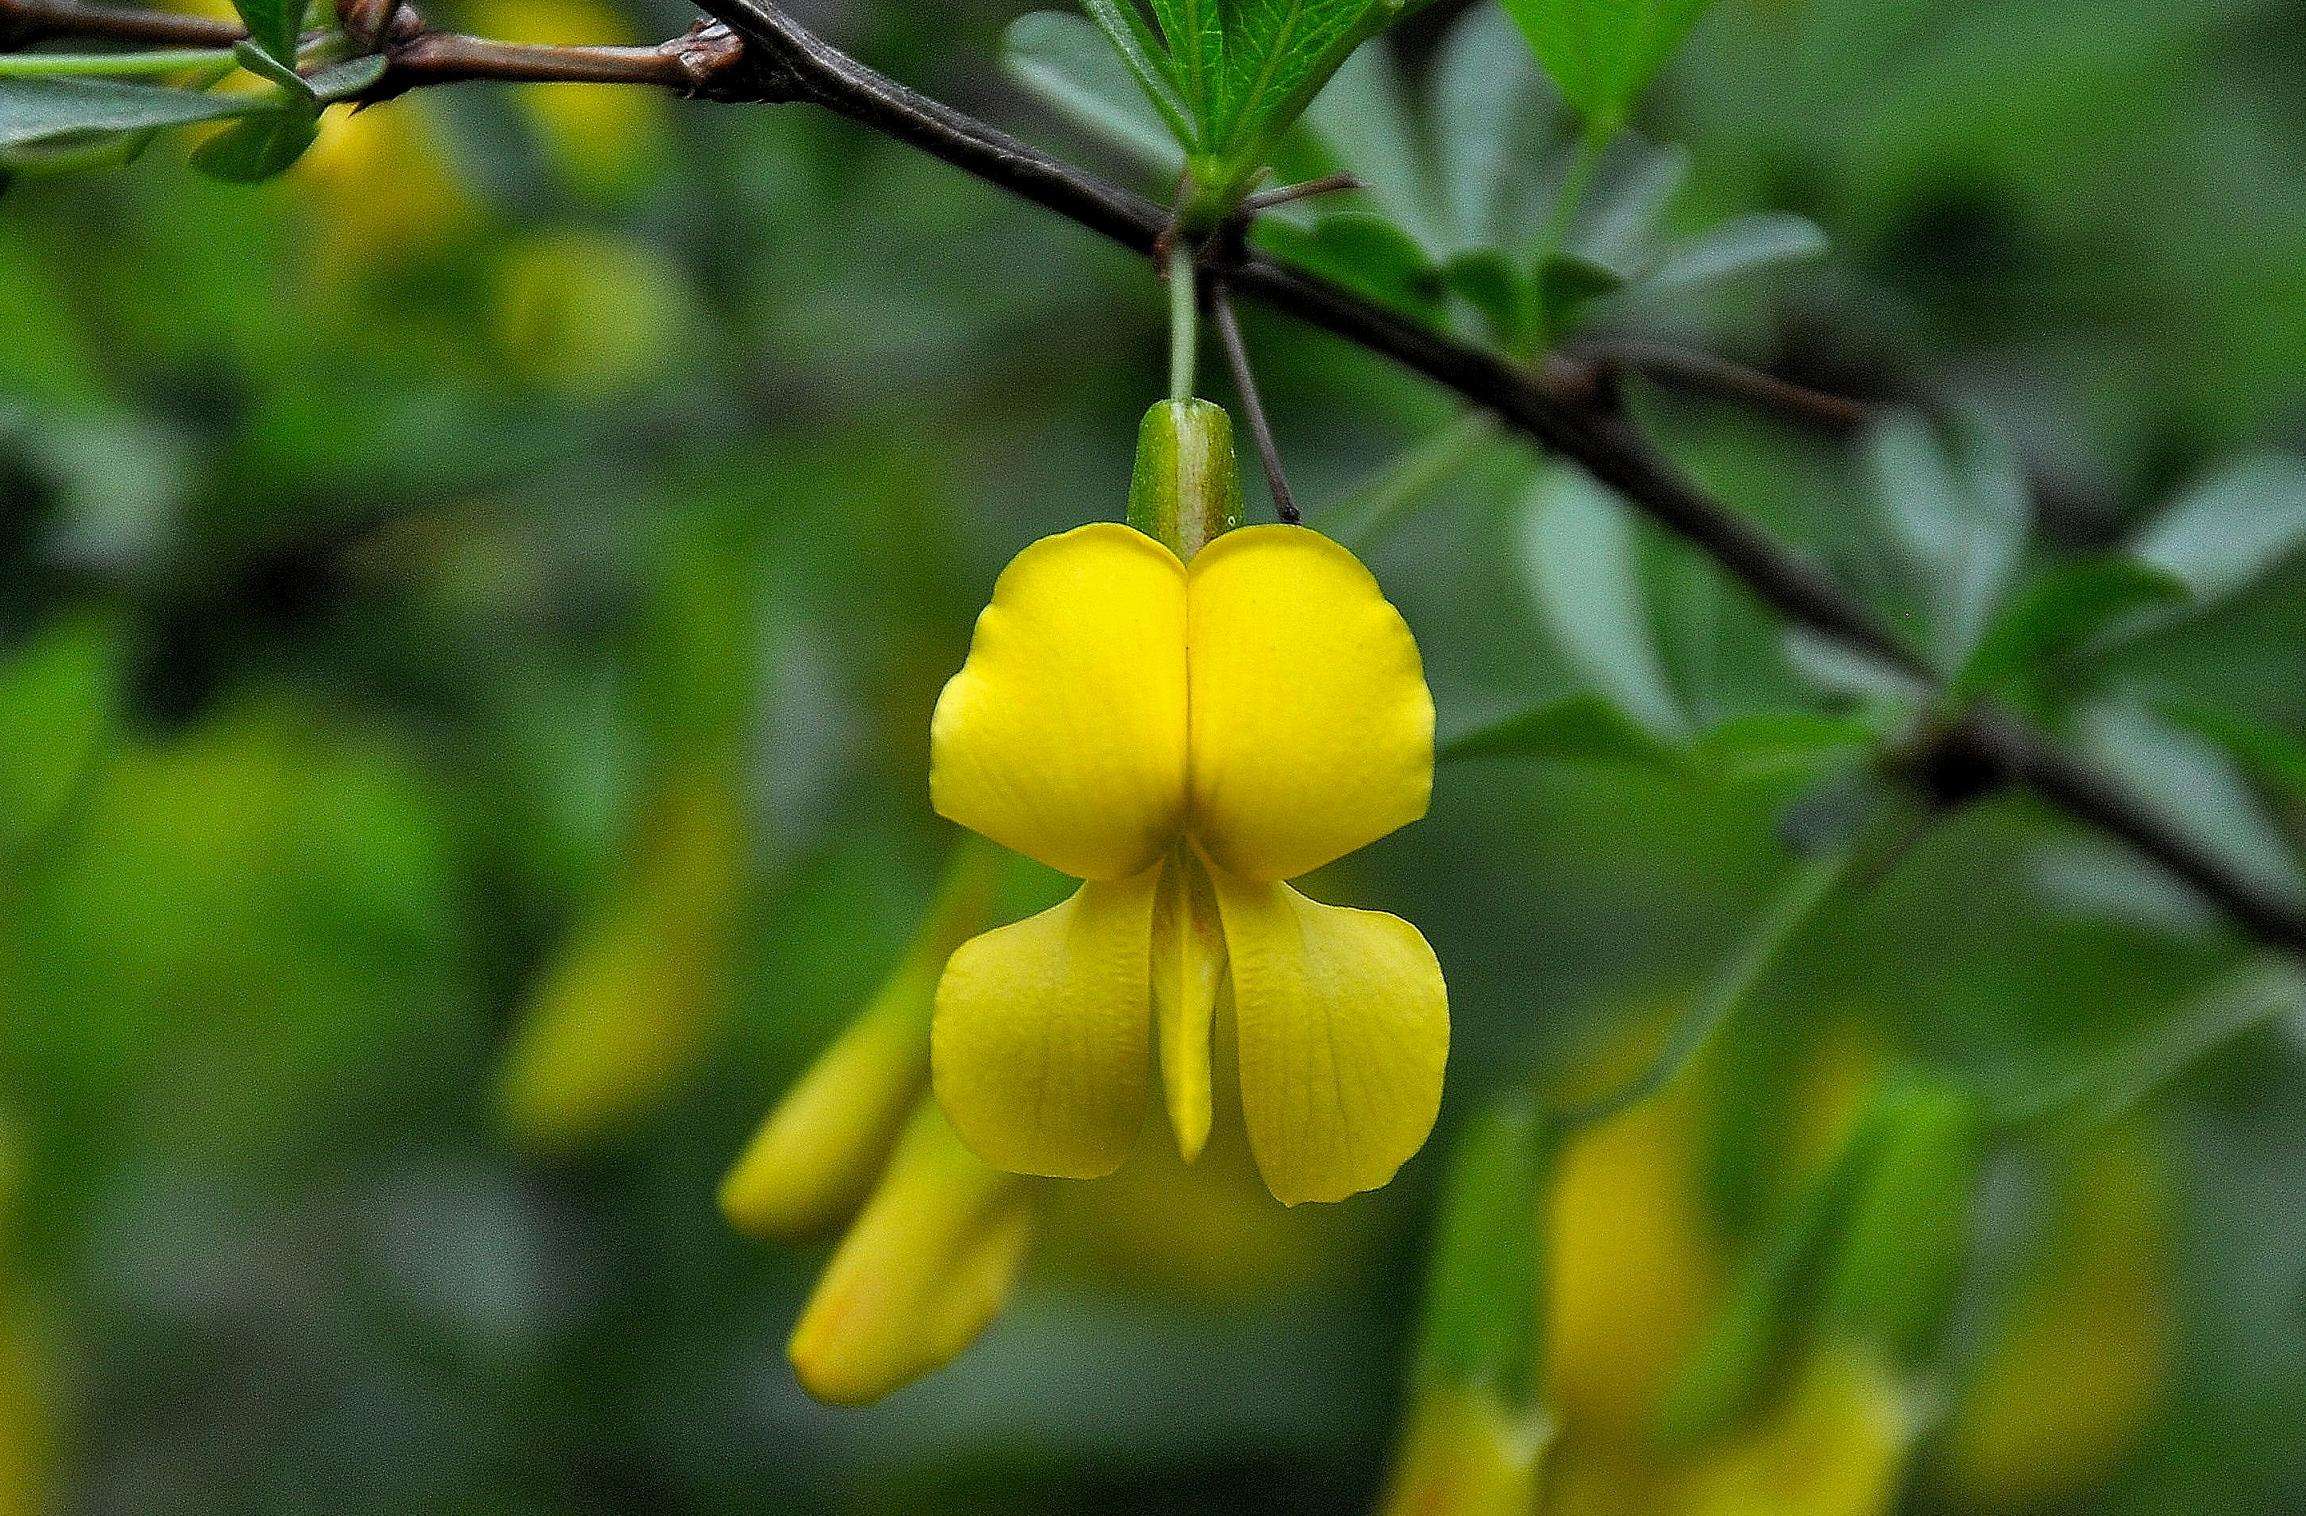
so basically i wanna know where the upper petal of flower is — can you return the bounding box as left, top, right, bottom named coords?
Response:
left=1185, top=527, right=1434, bottom=882
left=1209, top=868, right=1448, bottom=1205
left=932, top=524, right=1190, bottom=881
left=932, top=869, right=1161, bottom=1179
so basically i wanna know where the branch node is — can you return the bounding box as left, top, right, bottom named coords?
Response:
left=663, top=20, right=788, bottom=102
left=338, top=0, right=419, bottom=53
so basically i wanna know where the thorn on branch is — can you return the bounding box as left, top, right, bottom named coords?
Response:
left=1209, top=282, right=1300, bottom=525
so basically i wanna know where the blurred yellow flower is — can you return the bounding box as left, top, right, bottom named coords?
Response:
left=295, top=102, right=474, bottom=275
left=490, top=229, right=692, bottom=397
left=930, top=522, right=1444, bottom=1206
left=498, top=763, right=746, bottom=1151
left=1677, top=1344, right=1911, bottom=1516
left=1546, top=1074, right=1722, bottom=1440
left=785, top=1102, right=1034, bottom=1407
left=1939, top=1125, right=2172, bottom=1509
left=1378, top=1381, right=1548, bottom=1516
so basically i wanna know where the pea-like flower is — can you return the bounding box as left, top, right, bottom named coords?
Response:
left=929, top=521, right=1448, bottom=1205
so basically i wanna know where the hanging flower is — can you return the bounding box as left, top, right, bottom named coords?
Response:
left=928, top=520, right=1447, bottom=1205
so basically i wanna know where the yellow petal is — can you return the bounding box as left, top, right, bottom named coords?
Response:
left=788, top=1103, right=1035, bottom=1406
left=1210, top=870, right=1448, bottom=1205
left=1185, top=526, right=1434, bottom=881
left=932, top=871, right=1160, bottom=1179
left=1151, top=850, right=1225, bottom=1162
left=931, top=524, right=1189, bottom=881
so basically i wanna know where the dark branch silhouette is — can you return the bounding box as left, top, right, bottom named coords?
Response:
left=7, top=0, right=2303, bottom=957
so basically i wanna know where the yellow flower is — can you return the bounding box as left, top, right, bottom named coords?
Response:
left=785, top=1102, right=1034, bottom=1407
left=928, top=522, right=1445, bottom=1205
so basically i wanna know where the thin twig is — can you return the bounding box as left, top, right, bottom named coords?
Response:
left=1576, top=338, right=1872, bottom=434
left=8, top=0, right=2306, bottom=960
left=1208, top=283, right=1299, bottom=524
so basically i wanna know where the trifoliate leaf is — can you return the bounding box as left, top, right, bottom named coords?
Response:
left=1643, top=211, right=1828, bottom=295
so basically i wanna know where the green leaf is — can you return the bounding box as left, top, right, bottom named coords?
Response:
left=1691, top=710, right=1883, bottom=783
left=1821, top=1078, right=1980, bottom=1364
left=1440, top=692, right=1674, bottom=768
left=1517, top=469, right=1688, bottom=739
left=1413, top=1094, right=1549, bottom=1403
left=1431, top=3, right=1556, bottom=252
left=1006, top=11, right=1187, bottom=171
left=1148, top=0, right=1224, bottom=129
left=231, top=38, right=313, bottom=101
left=2076, top=700, right=2306, bottom=906
left=1642, top=211, right=1828, bottom=295
left=229, top=0, right=305, bottom=69
left=1865, top=411, right=2031, bottom=670
left=0, top=75, right=268, bottom=148
left=1656, top=1098, right=1884, bottom=1447
left=1781, top=628, right=1929, bottom=706
left=1443, top=250, right=1535, bottom=348
left=1215, top=0, right=1385, bottom=158
left=190, top=104, right=318, bottom=182
left=2157, top=699, right=2306, bottom=805
left=0, top=617, right=124, bottom=866
left=1300, top=40, right=1443, bottom=253
left=1562, top=136, right=1688, bottom=274
left=2130, top=452, right=2306, bottom=606
left=303, top=54, right=388, bottom=103
left=1499, top=0, right=1718, bottom=128
left=1254, top=211, right=1442, bottom=319
left=1535, top=251, right=1623, bottom=329
left=1953, top=557, right=2190, bottom=699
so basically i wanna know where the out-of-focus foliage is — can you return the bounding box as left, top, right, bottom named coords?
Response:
left=0, top=0, right=2301, bottom=1510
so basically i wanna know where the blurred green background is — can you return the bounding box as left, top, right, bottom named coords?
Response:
left=2, top=0, right=2304, bottom=1510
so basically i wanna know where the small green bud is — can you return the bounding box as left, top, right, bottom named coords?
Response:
left=1127, top=399, right=1244, bottom=562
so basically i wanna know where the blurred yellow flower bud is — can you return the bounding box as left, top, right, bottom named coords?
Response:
left=297, top=102, right=473, bottom=276
left=1677, top=1343, right=1911, bottom=1516
left=1546, top=1079, right=1722, bottom=1439
left=1377, top=1381, right=1546, bottom=1516
left=491, top=229, right=692, bottom=397
left=0, top=1121, right=53, bottom=1516
left=787, top=1102, right=1034, bottom=1407
left=721, top=843, right=1004, bottom=1240
left=498, top=764, right=747, bottom=1152
left=0, top=1310, right=52, bottom=1516
left=1939, top=1124, right=2172, bottom=1509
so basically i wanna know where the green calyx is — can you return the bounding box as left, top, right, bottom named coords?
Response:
left=1127, top=397, right=1244, bottom=561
